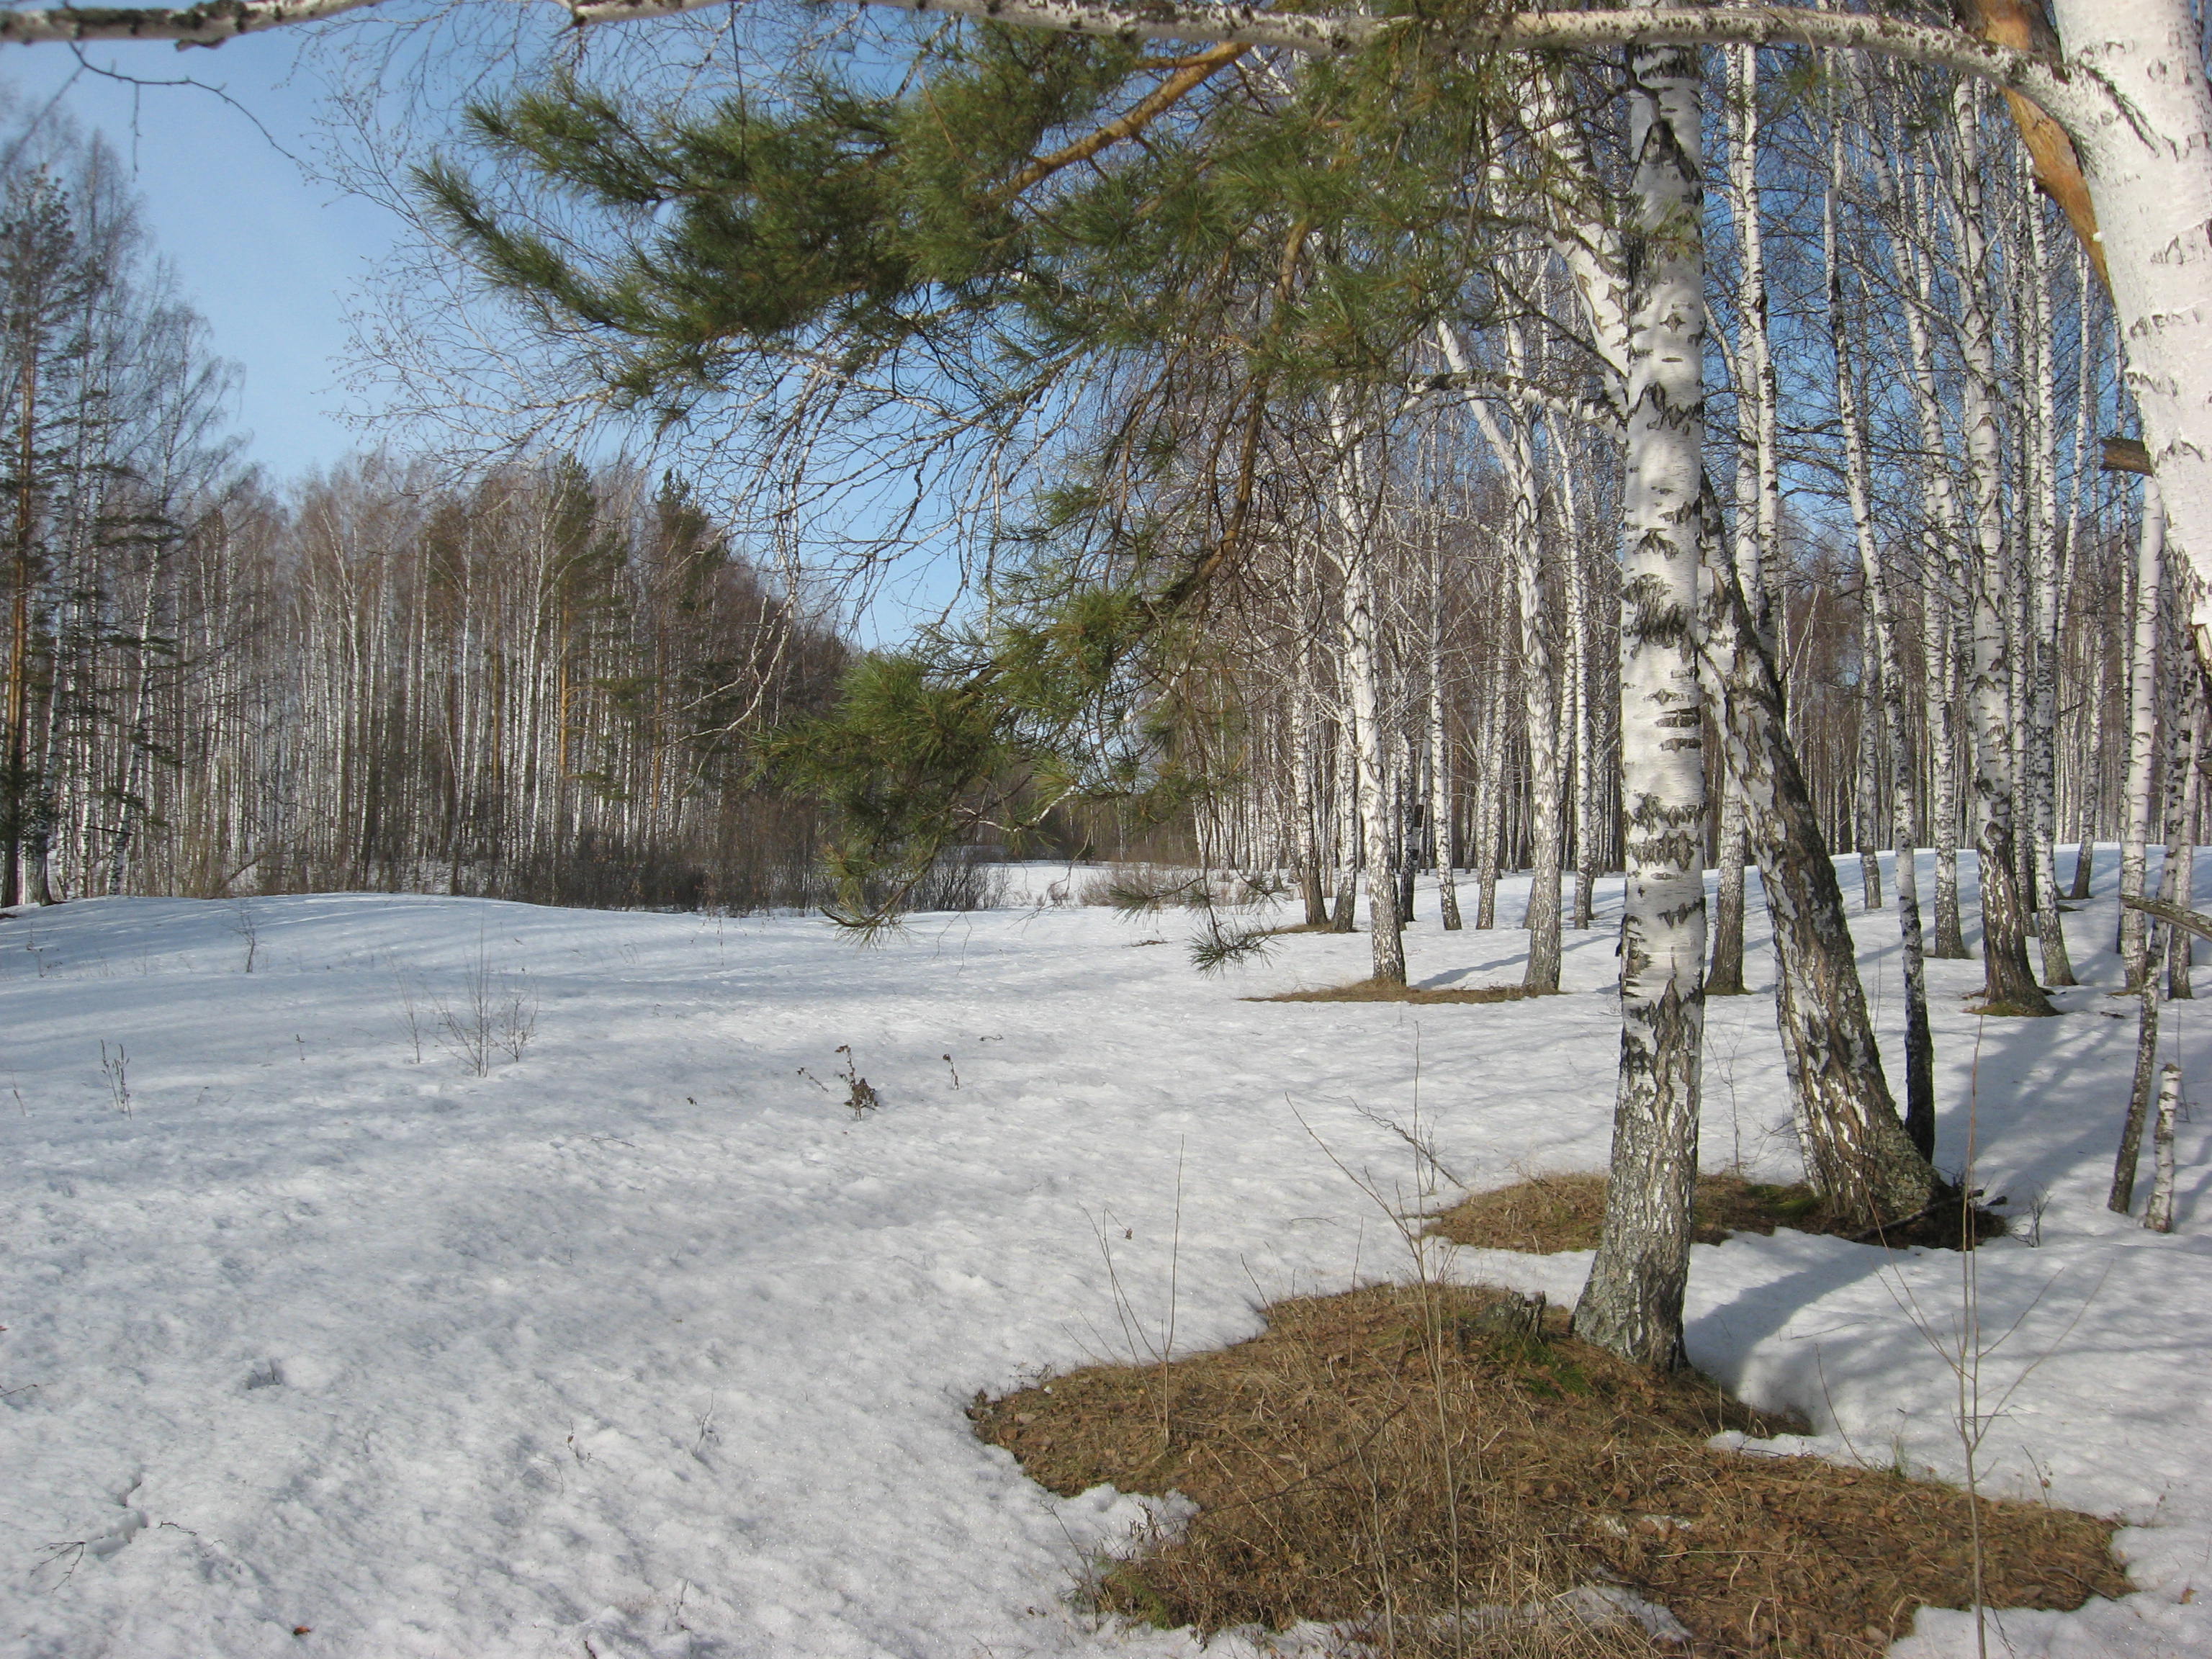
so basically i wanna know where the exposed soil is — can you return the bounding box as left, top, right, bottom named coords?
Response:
left=971, top=1284, right=2123, bottom=1658
left=1427, top=1172, right=2009, bottom=1254
left=1252, top=977, right=1551, bottom=1004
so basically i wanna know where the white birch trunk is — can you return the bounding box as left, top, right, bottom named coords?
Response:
left=2023, top=182, right=2077, bottom=985
left=2049, top=1, right=2212, bottom=664
left=2121, top=486, right=2165, bottom=984
left=1441, top=321, right=1562, bottom=990
left=1326, top=402, right=1406, bottom=985
left=1951, top=86, right=2054, bottom=1015
left=1575, top=43, right=1708, bottom=1371
left=2147, top=1063, right=2180, bottom=1233
left=1426, top=538, right=1462, bottom=931
left=1835, top=166, right=1939, bottom=1156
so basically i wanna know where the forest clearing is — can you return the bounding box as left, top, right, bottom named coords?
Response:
left=1, top=858, right=2206, bottom=1657
left=11, top=0, right=2212, bottom=1653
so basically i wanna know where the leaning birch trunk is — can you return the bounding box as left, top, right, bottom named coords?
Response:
left=2121, top=485, right=2165, bottom=983
left=2071, top=814, right=2096, bottom=900
left=1704, top=536, right=1942, bottom=1226
left=1951, top=86, right=2054, bottom=1017
left=1426, top=541, right=1462, bottom=930
left=1575, top=42, right=1708, bottom=1371
left=1837, top=224, right=1940, bottom=1158
left=2112, top=972, right=2162, bottom=1213
left=1440, top=322, right=1562, bottom=991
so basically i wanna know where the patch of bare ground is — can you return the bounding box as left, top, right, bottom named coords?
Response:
left=1252, top=977, right=1550, bottom=1004
left=1428, top=1172, right=2008, bottom=1254
left=971, top=1285, right=2123, bottom=1658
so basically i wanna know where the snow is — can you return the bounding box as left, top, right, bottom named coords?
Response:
left=1, top=853, right=2208, bottom=1657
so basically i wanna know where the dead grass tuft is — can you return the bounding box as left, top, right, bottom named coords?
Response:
left=1428, top=1172, right=2007, bottom=1254
left=1253, top=978, right=1550, bottom=1004
left=972, top=1284, right=2122, bottom=1658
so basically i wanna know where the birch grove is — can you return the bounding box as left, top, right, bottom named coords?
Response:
left=12, top=0, right=2212, bottom=1367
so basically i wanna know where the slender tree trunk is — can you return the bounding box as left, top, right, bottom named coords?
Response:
left=1834, top=168, right=1938, bottom=1157
left=1707, top=780, right=1750, bottom=994
left=4, top=341, right=37, bottom=909
left=1426, top=540, right=1462, bottom=930
left=2112, top=973, right=2160, bottom=1213
left=1442, top=322, right=1561, bottom=990
left=2154, top=667, right=2202, bottom=998
left=1857, top=642, right=1884, bottom=912
left=1327, top=419, right=1406, bottom=985
left=1396, top=755, right=1418, bottom=927
left=1887, top=155, right=1974, bottom=961
left=1576, top=43, right=1709, bottom=1372
left=2121, top=485, right=2165, bottom=983
left=1292, top=546, right=1331, bottom=927
left=2146, top=1062, right=2180, bottom=1233
left=2024, top=181, right=2077, bottom=986
left=1930, top=601, right=1970, bottom=958
left=1473, top=647, right=1502, bottom=930
left=1951, top=86, right=2055, bottom=1017
left=1554, top=429, right=1601, bottom=931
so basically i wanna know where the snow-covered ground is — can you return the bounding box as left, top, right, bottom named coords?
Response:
left=1, top=852, right=2207, bottom=1658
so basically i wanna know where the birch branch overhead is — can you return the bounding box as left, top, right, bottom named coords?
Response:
left=0, top=0, right=2077, bottom=116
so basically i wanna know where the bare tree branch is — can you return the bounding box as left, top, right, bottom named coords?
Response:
left=0, top=1, right=2078, bottom=134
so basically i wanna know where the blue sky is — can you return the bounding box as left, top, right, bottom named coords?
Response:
left=1, top=27, right=989, bottom=640
left=4, top=36, right=400, bottom=480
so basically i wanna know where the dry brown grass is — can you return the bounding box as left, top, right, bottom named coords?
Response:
left=971, top=1284, right=2123, bottom=1658
left=1253, top=977, right=1550, bottom=1004
left=1428, top=1173, right=2008, bottom=1254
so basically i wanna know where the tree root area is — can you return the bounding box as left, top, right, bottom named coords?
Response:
left=1428, top=1172, right=2008, bottom=1254
left=1250, top=978, right=1552, bottom=1004
left=971, top=1285, right=2123, bottom=1658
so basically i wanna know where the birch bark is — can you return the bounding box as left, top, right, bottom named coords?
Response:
left=2121, top=486, right=2165, bottom=984
left=1426, top=538, right=1463, bottom=930
left=1950, top=86, right=2054, bottom=1016
left=1326, top=401, right=1407, bottom=984
left=1834, top=165, right=1939, bottom=1157
left=1441, top=321, right=1562, bottom=990
left=2046, top=1, right=2212, bottom=660
left=2023, top=182, right=2076, bottom=985
left=1574, top=44, right=1708, bottom=1370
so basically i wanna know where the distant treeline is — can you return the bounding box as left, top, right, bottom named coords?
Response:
left=1, top=95, right=906, bottom=912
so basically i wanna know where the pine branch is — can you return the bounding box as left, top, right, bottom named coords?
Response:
left=992, top=42, right=1247, bottom=202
